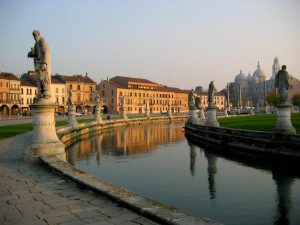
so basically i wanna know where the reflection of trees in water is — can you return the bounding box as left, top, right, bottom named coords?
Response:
left=272, top=171, right=294, bottom=225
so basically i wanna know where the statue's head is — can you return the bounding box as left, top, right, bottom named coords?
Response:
left=32, top=30, right=41, bottom=41
left=282, top=65, right=287, bottom=70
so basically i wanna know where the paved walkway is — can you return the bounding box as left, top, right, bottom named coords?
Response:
left=0, top=132, right=159, bottom=225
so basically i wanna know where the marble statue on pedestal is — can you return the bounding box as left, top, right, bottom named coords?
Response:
left=25, top=30, right=65, bottom=161
left=95, top=94, right=103, bottom=122
left=188, top=89, right=199, bottom=124
left=273, top=65, right=295, bottom=134
left=205, top=81, right=219, bottom=127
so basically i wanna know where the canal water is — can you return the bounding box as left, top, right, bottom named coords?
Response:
left=66, top=122, right=300, bottom=225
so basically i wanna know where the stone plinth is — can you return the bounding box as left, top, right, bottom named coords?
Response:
left=145, top=111, right=150, bottom=119
left=205, top=106, right=219, bottom=127
left=273, top=104, right=296, bottom=135
left=121, top=107, right=128, bottom=120
left=167, top=110, right=172, bottom=118
left=67, top=108, right=78, bottom=127
left=188, top=109, right=199, bottom=124
left=249, top=108, right=254, bottom=115
left=95, top=110, right=103, bottom=123
left=24, top=100, right=66, bottom=162
left=223, top=108, right=228, bottom=117
left=199, top=108, right=205, bottom=120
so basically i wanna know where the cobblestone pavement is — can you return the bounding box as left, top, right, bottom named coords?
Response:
left=0, top=133, right=159, bottom=225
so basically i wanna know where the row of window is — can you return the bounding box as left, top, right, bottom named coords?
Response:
left=69, top=84, right=94, bottom=91
left=118, top=98, right=183, bottom=106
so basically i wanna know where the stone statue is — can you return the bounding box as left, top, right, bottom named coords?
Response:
left=96, top=94, right=102, bottom=110
left=275, top=65, right=290, bottom=104
left=67, top=89, right=73, bottom=110
left=188, top=89, right=196, bottom=110
left=208, top=81, right=217, bottom=106
left=195, top=96, right=201, bottom=109
left=121, top=95, right=125, bottom=106
left=27, top=30, right=51, bottom=99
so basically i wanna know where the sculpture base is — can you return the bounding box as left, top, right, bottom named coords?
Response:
left=145, top=111, right=150, bottom=119
left=95, top=111, right=103, bottom=123
left=199, top=109, right=205, bottom=119
left=273, top=104, right=296, bottom=135
left=24, top=100, right=66, bottom=162
left=121, top=111, right=128, bottom=120
left=188, top=109, right=199, bottom=124
left=67, top=108, right=78, bottom=127
left=205, top=106, right=219, bottom=127
left=223, top=109, right=228, bottom=117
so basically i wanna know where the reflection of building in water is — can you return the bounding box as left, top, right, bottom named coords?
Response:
left=104, top=124, right=185, bottom=155
left=67, top=124, right=185, bottom=163
left=189, top=142, right=197, bottom=176
left=204, top=151, right=218, bottom=200
left=272, top=171, right=295, bottom=225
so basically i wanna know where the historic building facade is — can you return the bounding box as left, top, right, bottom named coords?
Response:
left=194, top=91, right=225, bottom=110
left=97, top=76, right=188, bottom=114
left=0, top=72, right=21, bottom=116
left=55, top=73, right=97, bottom=114
left=229, top=57, right=300, bottom=108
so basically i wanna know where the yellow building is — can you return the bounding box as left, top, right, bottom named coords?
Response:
left=20, top=79, right=37, bottom=115
left=195, top=92, right=225, bottom=110
left=97, top=76, right=188, bottom=114
left=56, top=73, right=97, bottom=114
left=51, top=76, right=66, bottom=114
left=0, top=72, right=21, bottom=115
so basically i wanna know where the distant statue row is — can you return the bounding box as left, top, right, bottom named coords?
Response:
left=188, top=81, right=217, bottom=110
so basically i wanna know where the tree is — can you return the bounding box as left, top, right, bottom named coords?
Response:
left=266, top=91, right=279, bottom=106
left=292, top=94, right=300, bottom=106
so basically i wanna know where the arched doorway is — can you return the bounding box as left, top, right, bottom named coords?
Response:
left=0, top=105, right=9, bottom=115
left=76, top=105, right=82, bottom=113
left=11, top=105, right=20, bottom=115
left=85, top=105, right=92, bottom=114
left=103, top=105, right=108, bottom=114
left=58, top=106, right=65, bottom=115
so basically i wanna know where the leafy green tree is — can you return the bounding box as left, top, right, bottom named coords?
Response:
left=292, top=94, right=300, bottom=106
left=266, top=92, right=279, bottom=106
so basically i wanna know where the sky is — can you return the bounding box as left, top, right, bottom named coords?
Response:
left=0, top=0, right=300, bottom=90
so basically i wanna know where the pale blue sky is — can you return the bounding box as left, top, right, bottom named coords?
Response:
left=0, top=0, right=299, bottom=90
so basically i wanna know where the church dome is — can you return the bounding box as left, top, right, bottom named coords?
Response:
left=235, top=70, right=247, bottom=82
left=252, top=62, right=266, bottom=80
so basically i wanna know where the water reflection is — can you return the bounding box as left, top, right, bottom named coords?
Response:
left=187, top=140, right=298, bottom=225
left=67, top=123, right=300, bottom=225
left=273, top=171, right=295, bottom=225
left=67, top=123, right=185, bottom=165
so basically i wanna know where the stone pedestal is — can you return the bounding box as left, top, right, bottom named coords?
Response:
left=24, top=99, right=66, bottom=162
left=95, top=109, right=103, bottom=123
left=223, top=108, right=228, bottom=117
left=121, top=107, right=128, bottom=120
left=249, top=108, right=254, bottom=115
left=67, top=107, right=78, bottom=127
left=145, top=110, right=150, bottom=119
left=273, top=104, right=296, bottom=135
left=205, top=106, right=219, bottom=127
left=167, top=109, right=172, bottom=118
left=199, top=108, right=205, bottom=120
left=188, top=109, right=199, bottom=124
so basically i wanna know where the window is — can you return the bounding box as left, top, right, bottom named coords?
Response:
left=70, top=84, right=73, bottom=90
left=77, top=85, right=80, bottom=90
left=21, top=88, right=23, bottom=94
left=62, top=88, right=65, bottom=93
left=56, top=97, right=59, bottom=103
left=62, top=97, right=65, bottom=104
left=56, top=88, right=58, bottom=93
left=30, top=89, right=32, bottom=95
left=111, top=90, right=114, bottom=96
left=90, top=86, right=93, bottom=91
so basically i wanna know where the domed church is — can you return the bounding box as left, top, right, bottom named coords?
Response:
left=229, top=57, right=300, bottom=108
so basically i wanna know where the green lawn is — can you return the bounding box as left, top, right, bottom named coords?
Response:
left=0, top=118, right=94, bottom=140
left=219, top=113, right=300, bottom=134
